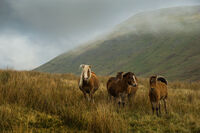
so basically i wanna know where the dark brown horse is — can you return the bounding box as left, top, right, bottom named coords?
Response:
left=107, top=72, right=137, bottom=107
left=107, top=72, right=124, bottom=100
left=149, top=75, right=168, bottom=116
left=78, top=64, right=100, bottom=103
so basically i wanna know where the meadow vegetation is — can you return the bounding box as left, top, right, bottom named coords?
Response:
left=0, top=69, right=200, bottom=132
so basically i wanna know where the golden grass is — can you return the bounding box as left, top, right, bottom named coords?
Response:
left=0, top=70, right=200, bottom=132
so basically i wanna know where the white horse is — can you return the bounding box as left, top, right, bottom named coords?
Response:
left=78, top=64, right=100, bottom=102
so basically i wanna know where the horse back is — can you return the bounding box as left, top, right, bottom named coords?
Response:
left=157, top=82, right=168, bottom=98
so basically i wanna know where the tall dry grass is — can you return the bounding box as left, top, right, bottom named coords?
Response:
left=0, top=70, right=200, bottom=132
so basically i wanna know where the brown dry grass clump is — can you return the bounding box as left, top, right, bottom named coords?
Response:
left=0, top=70, right=200, bottom=132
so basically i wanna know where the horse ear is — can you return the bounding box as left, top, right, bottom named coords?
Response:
left=150, top=75, right=156, bottom=82
left=117, top=72, right=123, bottom=75
left=155, top=75, right=158, bottom=80
left=80, top=64, right=85, bottom=68
left=89, top=65, right=91, bottom=68
left=123, top=72, right=128, bottom=78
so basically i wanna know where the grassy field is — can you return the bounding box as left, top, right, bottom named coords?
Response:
left=0, top=70, right=200, bottom=132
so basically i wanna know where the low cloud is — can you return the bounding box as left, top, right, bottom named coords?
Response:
left=0, top=34, right=37, bottom=70
left=0, top=32, right=62, bottom=70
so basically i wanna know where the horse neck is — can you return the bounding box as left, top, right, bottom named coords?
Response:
left=150, top=82, right=157, bottom=88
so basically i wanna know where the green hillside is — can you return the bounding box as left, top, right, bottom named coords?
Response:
left=35, top=5, right=200, bottom=81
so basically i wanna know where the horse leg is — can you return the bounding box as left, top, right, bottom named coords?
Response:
left=122, top=101, right=125, bottom=107
left=81, top=89, right=88, bottom=101
left=151, top=102, right=155, bottom=115
left=86, top=94, right=90, bottom=102
left=156, top=102, right=160, bottom=117
left=116, top=96, right=121, bottom=107
left=159, top=101, right=161, bottom=116
left=121, top=93, right=127, bottom=108
left=118, top=101, right=121, bottom=107
left=90, top=93, right=94, bottom=104
left=122, top=99, right=125, bottom=107
left=128, top=94, right=131, bottom=105
left=164, top=99, right=168, bottom=114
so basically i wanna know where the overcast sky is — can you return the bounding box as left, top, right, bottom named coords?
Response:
left=0, top=0, right=200, bottom=70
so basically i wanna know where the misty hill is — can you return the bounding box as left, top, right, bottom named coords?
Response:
left=35, top=5, right=200, bottom=81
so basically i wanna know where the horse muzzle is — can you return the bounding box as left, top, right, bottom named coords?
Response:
left=132, top=84, right=137, bottom=87
left=83, top=77, right=89, bottom=81
left=129, top=81, right=137, bottom=87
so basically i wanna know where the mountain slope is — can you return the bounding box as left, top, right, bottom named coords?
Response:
left=35, top=5, right=200, bottom=81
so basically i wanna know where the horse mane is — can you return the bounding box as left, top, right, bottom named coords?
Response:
left=117, top=72, right=123, bottom=75
left=116, top=72, right=123, bottom=79
left=157, top=76, right=168, bottom=85
left=79, top=71, right=83, bottom=88
left=91, top=71, right=96, bottom=75
left=123, top=72, right=133, bottom=78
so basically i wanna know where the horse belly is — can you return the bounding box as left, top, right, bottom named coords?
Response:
left=109, top=87, right=119, bottom=97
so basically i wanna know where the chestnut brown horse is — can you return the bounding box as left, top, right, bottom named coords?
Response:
left=107, top=72, right=137, bottom=107
left=149, top=75, right=168, bottom=116
left=78, top=64, right=100, bottom=102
